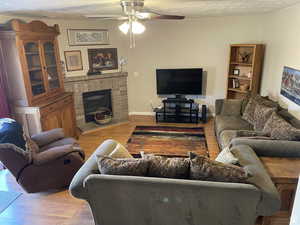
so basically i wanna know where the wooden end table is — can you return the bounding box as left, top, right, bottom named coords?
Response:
left=257, top=157, right=300, bottom=225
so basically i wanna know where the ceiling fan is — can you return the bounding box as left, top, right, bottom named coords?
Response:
left=86, top=0, right=185, bottom=48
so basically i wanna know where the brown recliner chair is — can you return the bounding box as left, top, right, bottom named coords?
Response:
left=0, top=128, right=85, bottom=193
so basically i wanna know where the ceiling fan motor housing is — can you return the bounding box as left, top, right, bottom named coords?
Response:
left=121, top=0, right=144, bottom=15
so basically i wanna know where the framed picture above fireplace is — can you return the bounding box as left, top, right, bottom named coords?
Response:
left=87, top=48, right=118, bottom=75
left=64, top=50, right=83, bottom=71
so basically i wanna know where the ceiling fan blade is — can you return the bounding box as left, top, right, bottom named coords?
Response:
left=85, top=15, right=128, bottom=20
left=136, top=11, right=185, bottom=20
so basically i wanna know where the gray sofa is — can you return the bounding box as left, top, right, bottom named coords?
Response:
left=70, top=139, right=280, bottom=225
left=215, top=98, right=300, bottom=157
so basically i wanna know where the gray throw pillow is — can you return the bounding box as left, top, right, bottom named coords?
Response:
left=253, top=104, right=276, bottom=131
left=189, top=152, right=250, bottom=183
left=263, top=112, right=300, bottom=141
left=97, top=156, right=148, bottom=176
left=221, top=99, right=243, bottom=116
left=142, top=154, right=190, bottom=179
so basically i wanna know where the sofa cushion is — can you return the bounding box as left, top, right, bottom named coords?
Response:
left=188, top=152, right=250, bottom=183
left=215, top=115, right=252, bottom=136
left=263, top=112, right=300, bottom=140
left=253, top=104, right=276, bottom=131
left=220, top=99, right=243, bottom=116
left=219, top=130, right=268, bottom=150
left=142, top=154, right=190, bottom=179
left=97, top=157, right=148, bottom=176
left=219, top=130, right=238, bottom=149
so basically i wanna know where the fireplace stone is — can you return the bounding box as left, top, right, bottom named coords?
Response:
left=64, top=72, right=128, bottom=132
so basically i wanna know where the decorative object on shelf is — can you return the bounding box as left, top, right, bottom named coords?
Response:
left=246, top=71, right=252, bottom=78
left=239, top=50, right=252, bottom=63
left=94, top=108, right=112, bottom=125
left=281, top=66, right=300, bottom=106
left=232, top=78, right=240, bottom=89
left=85, top=0, right=184, bottom=48
left=87, top=48, right=118, bottom=75
left=67, top=29, right=109, bottom=46
left=240, top=84, right=249, bottom=92
left=233, top=69, right=240, bottom=76
left=64, top=50, right=83, bottom=72
left=119, top=56, right=127, bottom=72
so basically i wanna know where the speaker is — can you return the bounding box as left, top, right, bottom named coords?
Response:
left=201, top=105, right=207, bottom=123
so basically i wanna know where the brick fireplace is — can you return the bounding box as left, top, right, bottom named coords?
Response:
left=64, top=72, right=128, bottom=132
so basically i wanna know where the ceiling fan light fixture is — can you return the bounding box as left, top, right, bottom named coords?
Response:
left=132, top=21, right=145, bottom=34
left=119, top=21, right=145, bottom=35
left=119, top=22, right=130, bottom=34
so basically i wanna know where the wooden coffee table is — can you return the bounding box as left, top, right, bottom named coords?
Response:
left=257, top=157, right=300, bottom=225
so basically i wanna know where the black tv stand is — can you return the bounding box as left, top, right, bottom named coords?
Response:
left=154, top=97, right=207, bottom=124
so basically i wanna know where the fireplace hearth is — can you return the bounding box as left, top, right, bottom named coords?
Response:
left=83, top=89, right=112, bottom=124
left=64, top=72, right=128, bottom=132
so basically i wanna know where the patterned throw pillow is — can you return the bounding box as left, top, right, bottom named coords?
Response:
left=263, top=112, right=300, bottom=140
left=189, top=152, right=250, bottom=183
left=97, top=157, right=148, bottom=176
left=254, top=95, right=279, bottom=109
left=253, top=104, right=276, bottom=131
left=142, top=154, right=190, bottom=179
left=242, top=98, right=257, bottom=124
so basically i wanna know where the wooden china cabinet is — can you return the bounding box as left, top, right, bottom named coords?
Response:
left=0, top=20, right=77, bottom=137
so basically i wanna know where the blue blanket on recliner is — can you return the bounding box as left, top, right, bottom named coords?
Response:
left=0, top=118, right=26, bottom=150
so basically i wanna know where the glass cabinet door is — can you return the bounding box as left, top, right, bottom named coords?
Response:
left=24, top=42, right=46, bottom=96
left=43, top=42, right=60, bottom=90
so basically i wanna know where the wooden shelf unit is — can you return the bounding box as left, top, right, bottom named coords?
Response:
left=226, top=44, right=265, bottom=99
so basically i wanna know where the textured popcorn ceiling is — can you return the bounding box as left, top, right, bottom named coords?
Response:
left=1, top=0, right=300, bottom=19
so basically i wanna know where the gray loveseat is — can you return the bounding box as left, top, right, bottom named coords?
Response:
left=70, top=139, right=280, bottom=225
left=215, top=98, right=300, bottom=157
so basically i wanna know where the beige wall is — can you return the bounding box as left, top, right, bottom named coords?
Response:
left=2, top=5, right=300, bottom=117
left=261, top=4, right=300, bottom=118
left=126, top=16, right=265, bottom=114
left=0, top=15, right=128, bottom=77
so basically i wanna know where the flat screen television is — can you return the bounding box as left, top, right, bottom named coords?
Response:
left=156, top=68, right=203, bottom=95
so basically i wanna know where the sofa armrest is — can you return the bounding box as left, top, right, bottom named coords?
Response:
left=69, top=139, right=118, bottom=200
left=33, top=144, right=84, bottom=165
left=231, top=145, right=280, bottom=216
left=31, top=128, right=65, bottom=147
left=215, top=99, right=224, bottom=115
left=230, top=138, right=300, bottom=157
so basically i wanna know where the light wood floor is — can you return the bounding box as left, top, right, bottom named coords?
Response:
left=0, top=116, right=219, bottom=225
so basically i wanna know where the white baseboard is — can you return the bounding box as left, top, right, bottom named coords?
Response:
left=129, top=112, right=155, bottom=116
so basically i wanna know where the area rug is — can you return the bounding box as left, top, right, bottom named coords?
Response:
left=0, top=191, right=22, bottom=213
left=126, top=126, right=208, bottom=157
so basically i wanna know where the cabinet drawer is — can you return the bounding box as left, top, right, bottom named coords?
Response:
left=40, top=95, right=73, bottom=116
